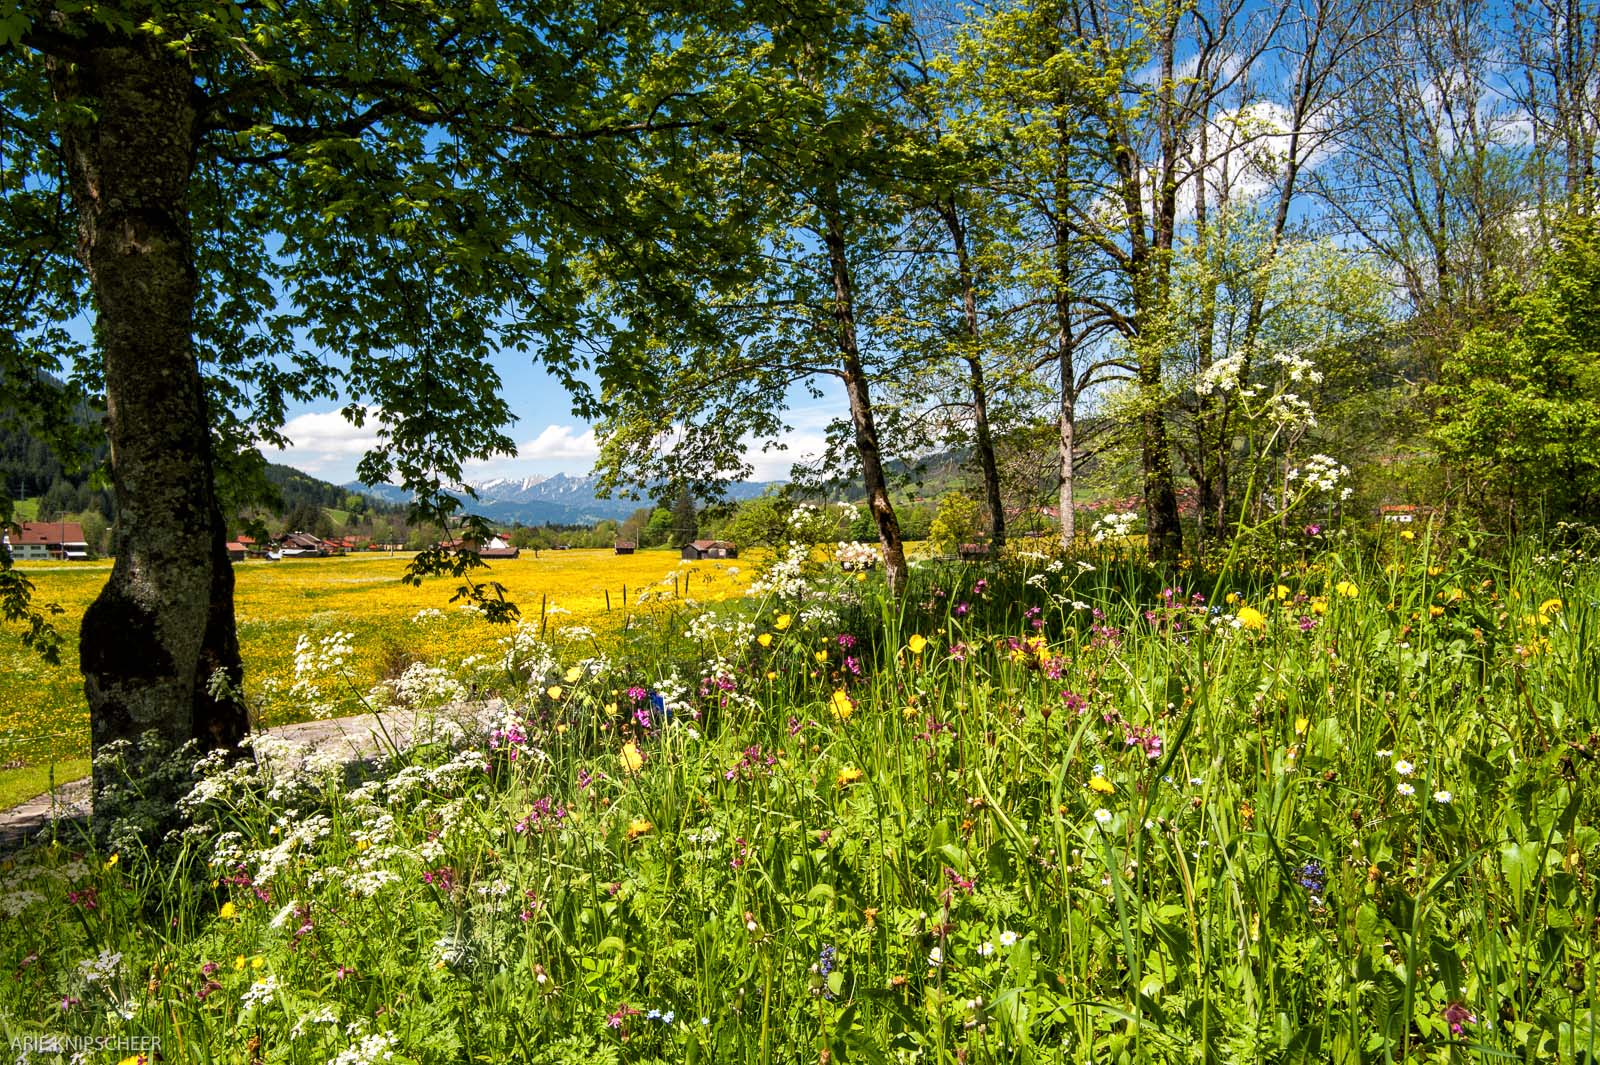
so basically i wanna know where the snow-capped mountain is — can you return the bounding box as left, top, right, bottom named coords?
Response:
left=347, top=473, right=781, bottom=526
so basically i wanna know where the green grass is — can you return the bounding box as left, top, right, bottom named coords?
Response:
left=0, top=758, right=91, bottom=810
left=8, top=497, right=39, bottom=521
left=0, top=530, right=1595, bottom=1063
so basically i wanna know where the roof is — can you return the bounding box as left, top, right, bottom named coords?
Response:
left=689, top=540, right=735, bottom=550
left=10, top=521, right=87, bottom=546
left=226, top=541, right=247, bottom=553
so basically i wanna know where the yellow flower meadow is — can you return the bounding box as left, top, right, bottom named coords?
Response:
left=1236, top=606, right=1266, bottom=630
left=836, top=766, right=864, bottom=788
left=1540, top=598, right=1563, bottom=616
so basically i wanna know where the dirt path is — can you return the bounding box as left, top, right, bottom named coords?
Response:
left=0, top=705, right=488, bottom=851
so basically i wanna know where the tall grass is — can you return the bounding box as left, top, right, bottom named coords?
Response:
left=0, top=528, right=1594, bottom=1063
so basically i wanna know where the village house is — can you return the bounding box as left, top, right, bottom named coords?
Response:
left=437, top=533, right=520, bottom=559
left=278, top=531, right=332, bottom=557
left=681, top=539, right=737, bottom=561
left=1, top=521, right=91, bottom=561
left=614, top=540, right=636, bottom=555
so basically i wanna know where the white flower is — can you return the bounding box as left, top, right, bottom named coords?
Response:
left=1375, top=749, right=1392, bottom=760
left=998, top=930, right=1018, bottom=948
left=239, top=974, right=281, bottom=1011
left=1093, top=808, right=1112, bottom=825
left=329, top=1032, right=397, bottom=1065
left=1394, top=759, right=1414, bottom=776
left=975, top=941, right=994, bottom=957
left=1397, top=782, right=1415, bottom=797
left=927, top=946, right=943, bottom=967
left=1433, top=790, right=1453, bottom=804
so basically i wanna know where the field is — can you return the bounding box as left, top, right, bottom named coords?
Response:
left=0, top=531, right=1595, bottom=1062
left=0, top=549, right=749, bottom=774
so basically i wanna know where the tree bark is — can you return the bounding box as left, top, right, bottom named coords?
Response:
left=822, top=204, right=908, bottom=597
left=937, top=201, right=1006, bottom=550
left=49, top=20, right=249, bottom=803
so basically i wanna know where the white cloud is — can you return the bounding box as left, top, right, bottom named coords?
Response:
left=516, top=424, right=600, bottom=462
left=263, top=407, right=383, bottom=479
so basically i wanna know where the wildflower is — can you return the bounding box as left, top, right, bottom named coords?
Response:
left=626, top=819, right=653, bottom=840
left=564, top=666, right=583, bottom=684
left=1093, top=808, right=1112, bottom=826
left=620, top=742, right=644, bottom=774
left=998, top=930, right=1018, bottom=948
left=219, top=902, right=238, bottom=920
left=975, top=941, right=994, bottom=957
left=830, top=690, right=854, bottom=721
left=105, top=853, right=119, bottom=869
left=836, top=766, right=864, bottom=788
left=1335, top=580, right=1359, bottom=598
left=1294, top=716, right=1309, bottom=734
left=1088, top=775, right=1115, bottom=795
left=546, top=685, right=563, bottom=700
left=1297, top=860, right=1326, bottom=900
left=1443, top=1001, right=1475, bottom=1035
left=1539, top=598, right=1563, bottom=617
left=1397, top=782, right=1415, bottom=797
left=817, top=944, right=837, bottom=977
left=757, top=633, right=773, bottom=647
left=927, top=946, right=943, bottom=967
left=1433, top=790, right=1453, bottom=804
left=1394, top=759, right=1414, bottom=776
left=1275, top=585, right=1291, bottom=600
left=775, top=614, right=793, bottom=631
left=1236, top=606, right=1266, bottom=630
left=814, top=650, right=828, bottom=664
left=907, top=633, right=927, bottom=654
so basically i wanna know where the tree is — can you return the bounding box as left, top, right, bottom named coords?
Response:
left=669, top=485, right=698, bottom=549
left=589, top=8, right=924, bottom=594
left=1, top=0, right=791, bottom=816
left=927, top=490, right=982, bottom=554
left=1433, top=213, right=1600, bottom=527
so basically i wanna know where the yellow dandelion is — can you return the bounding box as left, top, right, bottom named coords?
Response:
left=1429, top=605, right=1444, bottom=618
left=1539, top=598, right=1563, bottom=616
left=1311, top=597, right=1327, bottom=615
left=1400, top=529, right=1415, bottom=540
left=830, top=689, right=855, bottom=721
left=1275, top=585, right=1291, bottom=601
left=1088, top=775, right=1115, bottom=794
left=251, top=955, right=265, bottom=970
left=757, top=632, right=773, bottom=647
left=620, top=742, right=644, bottom=774
left=1335, top=580, right=1359, bottom=598
left=1236, top=606, right=1266, bottom=630
left=775, top=613, right=793, bottom=631
left=233, top=955, right=246, bottom=972
left=1225, top=592, right=1240, bottom=605
left=836, top=766, right=864, bottom=788
left=1427, top=565, right=1443, bottom=576
left=218, top=902, right=238, bottom=920
left=626, top=819, right=653, bottom=840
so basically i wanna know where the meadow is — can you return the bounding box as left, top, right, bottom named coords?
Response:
left=0, top=550, right=749, bottom=775
left=0, top=527, right=1595, bottom=1062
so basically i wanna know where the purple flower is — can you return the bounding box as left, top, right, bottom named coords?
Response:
left=1443, top=1001, right=1475, bottom=1035
left=954, top=601, right=970, bottom=617
left=818, top=943, right=837, bottom=976
left=837, top=633, right=857, bottom=650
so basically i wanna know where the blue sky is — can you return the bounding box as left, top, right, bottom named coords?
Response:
left=263, top=351, right=835, bottom=485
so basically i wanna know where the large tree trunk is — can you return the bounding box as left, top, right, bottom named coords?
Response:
left=49, top=21, right=249, bottom=807
left=822, top=205, right=908, bottom=597
left=938, top=202, right=1005, bottom=549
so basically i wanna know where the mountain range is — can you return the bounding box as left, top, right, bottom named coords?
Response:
left=346, top=473, right=782, bottom=526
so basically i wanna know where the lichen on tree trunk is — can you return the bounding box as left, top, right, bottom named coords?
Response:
left=49, top=18, right=248, bottom=811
